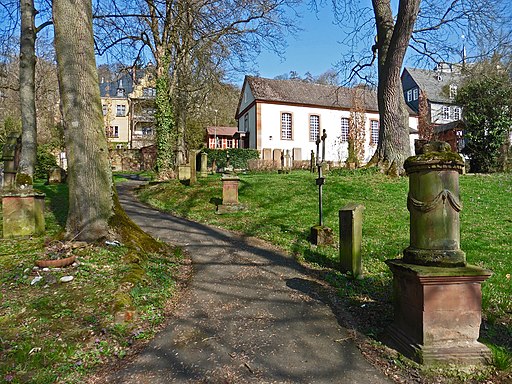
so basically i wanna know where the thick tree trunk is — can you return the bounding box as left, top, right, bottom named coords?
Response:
left=18, top=0, right=37, bottom=180
left=53, top=0, right=113, bottom=240
left=371, top=0, right=420, bottom=174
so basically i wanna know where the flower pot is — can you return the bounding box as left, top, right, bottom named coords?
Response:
left=35, top=255, right=76, bottom=268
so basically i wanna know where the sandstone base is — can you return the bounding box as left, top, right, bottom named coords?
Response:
left=386, top=259, right=492, bottom=365
left=216, top=204, right=246, bottom=214
left=310, top=225, right=333, bottom=246
left=2, top=191, right=45, bottom=238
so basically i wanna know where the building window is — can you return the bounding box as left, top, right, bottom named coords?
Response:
left=227, top=139, right=234, bottom=148
left=102, top=104, right=107, bottom=116
left=106, top=126, right=119, bottom=138
left=407, top=90, right=412, bottom=102
left=142, top=127, right=153, bottom=136
left=116, top=88, right=125, bottom=97
left=413, top=88, right=418, bottom=100
left=143, top=87, right=156, bottom=97
left=453, top=107, right=461, bottom=120
left=340, top=117, right=349, bottom=142
left=281, top=112, right=292, bottom=140
left=116, top=104, right=126, bottom=116
left=244, top=113, right=249, bottom=131
left=116, top=144, right=123, bottom=149
left=449, top=84, right=458, bottom=100
left=370, top=120, right=379, bottom=145
left=442, top=106, right=450, bottom=120
left=309, top=115, right=320, bottom=141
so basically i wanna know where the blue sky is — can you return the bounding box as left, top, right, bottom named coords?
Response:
left=251, top=4, right=346, bottom=81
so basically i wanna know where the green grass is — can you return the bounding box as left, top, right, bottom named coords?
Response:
left=137, top=169, right=512, bottom=380
left=0, top=181, right=183, bottom=383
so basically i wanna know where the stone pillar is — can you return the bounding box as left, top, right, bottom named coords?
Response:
left=48, top=167, right=66, bottom=184
left=189, top=150, right=197, bottom=185
left=217, top=174, right=245, bottom=214
left=339, top=203, right=364, bottom=278
left=2, top=191, right=45, bottom=238
left=200, top=152, right=208, bottom=177
left=310, top=150, right=315, bottom=173
left=386, top=141, right=492, bottom=365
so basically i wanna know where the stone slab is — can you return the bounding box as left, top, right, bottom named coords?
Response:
left=2, top=192, right=45, bottom=238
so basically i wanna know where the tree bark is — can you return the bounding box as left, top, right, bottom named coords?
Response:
left=53, top=0, right=113, bottom=240
left=371, top=0, right=420, bottom=174
left=18, top=0, right=37, bottom=180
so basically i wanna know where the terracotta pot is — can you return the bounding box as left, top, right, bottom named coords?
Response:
left=35, top=255, right=76, bottom=268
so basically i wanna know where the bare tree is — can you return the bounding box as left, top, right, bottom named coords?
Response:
left=93, top=0, right=299, bottom=177
left=326, top=0, right=511, bottom=174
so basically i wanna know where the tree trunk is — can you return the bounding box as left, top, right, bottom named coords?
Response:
left=18, top=0, right=37, bottom=181
left=371, top=0, right=420, bottom=175
left=53, top=0, right=113, bottom=240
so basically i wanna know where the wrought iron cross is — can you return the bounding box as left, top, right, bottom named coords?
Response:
left=316, top=129, right=327, bottom=226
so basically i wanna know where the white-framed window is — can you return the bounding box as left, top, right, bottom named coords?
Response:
left=449, top=84, right=458, bottom=100
left=309, top=114, right=320, bottom=141
left=116, top=104, right=126, bottom=117
left=227, top=139, right=234, bottom=148
left=102, top=104, right=107, bottom=116
left=281, top=112, right=292, bottom=140
left=453, top=107, right=461, bottom=120
left=340, top=117, right=349, bottom=142
left=370, top=120, right=379, bottom=145
left=442, top=106, right=450, bottom=120
left=143, top=87, right=156, bottom=97
left=407, top=90, right=412, bottom=102
left=413, top=88, right=418, bottom=100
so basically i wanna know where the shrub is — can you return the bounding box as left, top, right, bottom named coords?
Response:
left=203, top=148, right=260, bottom=169
left=35, top=145, right=58, bottom=180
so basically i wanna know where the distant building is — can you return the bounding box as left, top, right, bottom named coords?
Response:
left=100, top=67, right=156, bottom=150
left=235, top=76, right=418, bottom=163
left=206, top=126, right=241, bottom=149
left=402, top=64, right=464, bottom=151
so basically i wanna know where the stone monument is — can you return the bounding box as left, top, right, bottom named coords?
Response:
left=339, top=203, right=365, bottom=278
left=2, top=133, right=45, bottom=238
left=386, top=140, right=492, bottom=365
left=199, top=152, right=208, bottom=178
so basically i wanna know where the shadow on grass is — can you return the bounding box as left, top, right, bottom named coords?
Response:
left=36, top=182, right=68, bottom=229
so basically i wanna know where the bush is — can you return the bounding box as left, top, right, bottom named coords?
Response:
left=203, top=148, right=260, bottom=169
left=35, top=145, right=58, bottom=180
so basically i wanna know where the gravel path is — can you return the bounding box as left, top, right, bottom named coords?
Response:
left=103, top=181, right=391, bottom=383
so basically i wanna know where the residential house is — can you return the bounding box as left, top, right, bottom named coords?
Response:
left=235, top=76, right=418, bottom=164
left=100, top=67, right=156, bottom=150
left=402, top=64, right=464, bottom=151
left=206, top=126, right=240, bottom=149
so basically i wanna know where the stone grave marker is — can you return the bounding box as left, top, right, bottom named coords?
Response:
left=339, top=203, right=365, bottom=278
left=386, top=140, right=492, bottom=366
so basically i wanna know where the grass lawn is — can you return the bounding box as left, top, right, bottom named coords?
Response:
left=0, top=182, right=185, bottom=383
left=137, top=169, right=512, bottom=381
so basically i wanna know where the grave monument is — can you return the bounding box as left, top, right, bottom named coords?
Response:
left=386, top=140, right=492, bottom=365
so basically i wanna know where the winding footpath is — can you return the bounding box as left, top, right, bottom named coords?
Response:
left=97, top=181, right=391, bottom=383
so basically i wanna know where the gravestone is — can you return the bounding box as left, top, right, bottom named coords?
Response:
left=2, top=133, right=21, bottom=189
left=310, top=150, right=315, bottom=173
left=199, top=152, right=208, bottom=177
left=284, top=150, right=292, bottom=172
left=48, top=167, right=66, bottom=184
left=262, top=148, right=272, bottom=160
left=339, top=203, right=365, bottom=278
left=189, top=150, right=197, bottom=185
left=216, top=173, right=245, bottom=214
left=292, top=148, right=302, bottom=162
left=386, top=140, right=492, bottom=365
left=178, top=164, right=191, bottom=181
left=272, top=149, right=282, bottom=168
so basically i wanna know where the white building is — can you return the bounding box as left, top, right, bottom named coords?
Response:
left=235, top=76, right=418, bottom=164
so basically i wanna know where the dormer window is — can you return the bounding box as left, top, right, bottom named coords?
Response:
left=116, top=88, right=125, bottom=97
left=449, top=84, right=458, bottom=100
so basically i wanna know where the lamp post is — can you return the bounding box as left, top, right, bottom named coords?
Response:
left=214, top=109, right=218, bottom=148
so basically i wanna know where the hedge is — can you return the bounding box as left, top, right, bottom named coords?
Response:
left=203, top=148, right=260, bottom=169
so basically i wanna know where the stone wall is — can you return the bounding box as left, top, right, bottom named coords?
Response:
left=109, top=145, right=156, bottom=172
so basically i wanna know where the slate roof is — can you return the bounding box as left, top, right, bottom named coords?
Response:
left=100, top=72, right=134, bottom=98
left=404, top=67, right=462, bottom=104
left=244, top=76, right=379, bottom=111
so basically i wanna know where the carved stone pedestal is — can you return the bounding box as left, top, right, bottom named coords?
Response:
left=2, top=191, right=45, bottom=238
left=217, top=174, right=245, bottom=214
left=386, top=260, right=492, bottom=365
left=309, top=225, right=333, bottom=246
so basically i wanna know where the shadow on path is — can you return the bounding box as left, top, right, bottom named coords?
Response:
left=97, top=181, right=391, bottom=383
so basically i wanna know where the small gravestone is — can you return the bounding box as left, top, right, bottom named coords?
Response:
left=292, top=148, right=302, bottom=162
left=272, top=149, right=282, bottom=169
left=178, top=164, right=191, bottom=181
left=262, top=148, right=272, bottom=160
left=189, top=150, right=197, bottom=185
left=310, top=150, right=315, bottom=173
left=200, top=152, right=208, bottom=177
left=339, top=203, right=364, bottom=277
left=284, top=150, right=292, bottom=172
left=386, top=140, right=492, bottom=366
left=48, top=167, right=66, bottom=184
